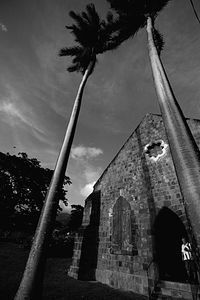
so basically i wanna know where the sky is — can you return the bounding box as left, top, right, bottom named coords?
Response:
left=0, top=0, right=200, bottom=209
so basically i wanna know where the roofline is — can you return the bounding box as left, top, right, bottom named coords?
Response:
left=94, top=113, right=159, bottom=188
left=93, top=113, right=200, bottom=189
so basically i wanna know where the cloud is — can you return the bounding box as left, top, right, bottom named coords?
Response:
left=0, top=84, right=48, bottom=143
left=84, top=166, right=102, bottom=182
left=0, top=83, right=54, bottom=152
left=71, top=145, right=103, bottom=160
left=0, top=99, right=44, bottom=136
left=0, top=101, right=27, bottom=123
left=67, top=145, right=103, bottom=204
left=0, top=23, right=7, bottom=32
left=80, top=181, right=96, bottom=197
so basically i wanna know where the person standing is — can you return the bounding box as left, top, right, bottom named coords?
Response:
left=181, top=237, right=197, bottom=283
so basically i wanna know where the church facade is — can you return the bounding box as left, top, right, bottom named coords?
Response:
left=68, top=114, right=200, bottom=299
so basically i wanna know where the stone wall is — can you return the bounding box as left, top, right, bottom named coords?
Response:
left=68, top=114, right=200, bottom=298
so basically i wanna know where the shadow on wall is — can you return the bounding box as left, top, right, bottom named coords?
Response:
left=136, top=128, right=157, bottom=259
left=78, top=190, right=100, bottom=281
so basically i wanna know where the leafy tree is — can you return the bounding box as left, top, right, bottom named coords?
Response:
left=0, top=152, right=71, bottom=232
left=107, top=0, right=200, bottom=248
left=15, top=4, right=117, bottom=299
left=68, top=205, right=84, bottom=232
left=0, top=165, right=16, bottom=230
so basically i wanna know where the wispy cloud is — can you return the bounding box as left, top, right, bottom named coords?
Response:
left=0, top=85, right=48, bottom=147
left=0, top=23, right=7, bottom=32
left=0, top=101, right=27, bottom=123
left=0, top=99, right=44, bottom=135
left=71, top=145, right=103, bottom=160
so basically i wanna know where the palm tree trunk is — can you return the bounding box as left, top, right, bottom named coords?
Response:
left=14, top=59, right=95, bottom=300
left=146, top=16, right=200, bottom=247
left=189, top=0, right=200, bottom=25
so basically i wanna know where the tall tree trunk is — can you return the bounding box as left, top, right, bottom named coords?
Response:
left=146, top=16, right=200, bottom=247
left=189, top=0, right=200, bottom=25
left=14, top=59, right=95, bottom=300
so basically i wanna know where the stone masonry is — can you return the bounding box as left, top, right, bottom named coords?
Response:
left=68, top=114, right=200, bottom=299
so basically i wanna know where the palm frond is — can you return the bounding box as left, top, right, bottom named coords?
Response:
left=107, top=0, right=171, bottom=23
left=106, top=11, right=114, bottom=23
left=107, top=0, right=133, bottom=14
left=106, top=0, right=170, bottom=49
left=59, top=46, right=83, bottom=57
left=81, top=11, right=91, bottom=24
left=106, top=0, right=147, bottom=42
left=107, top=0, right=171, bottom=15
left=148, top=0, right=171, bottom=17
left=69, top=10, right=89, bottom=31
left=85, top=3, right=100, bottom=26
left=60, top=3, right=120, bottom=73
left=97, top=13, right=122, bottom=52
left=67, top=63, right=80, bottom=73
left=153, top=27, right=164, bottom=56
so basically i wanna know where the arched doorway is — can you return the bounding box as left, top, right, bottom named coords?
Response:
left=154, top=207, right=188, bottom=282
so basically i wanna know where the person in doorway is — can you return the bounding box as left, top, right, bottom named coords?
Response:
left=181, top=237, right=197, bottom=283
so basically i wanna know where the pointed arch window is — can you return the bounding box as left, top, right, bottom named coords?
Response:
left=111, top=196, right=137, bottom=255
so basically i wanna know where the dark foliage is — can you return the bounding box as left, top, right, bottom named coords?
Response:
left=106, top=0, right=170, bottom=48
left=107, top=0, right=170, bottom=17
left=68, top=204, right=84, bottom=232
left=46, top=205, right=84, bottom=257
left=0, top=151, right=71, bottom=232
left=56, top=211, right=71, bottom=227
left=152, top=27, right=164, bottom=55
left=48, top=230, right=75, bottom=258
left=59, top=3, right=118, bottom=74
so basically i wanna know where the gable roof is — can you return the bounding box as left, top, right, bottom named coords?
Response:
left=94, top=113, right=160, bottom=189
left=93, top=113, right=200, bottom=191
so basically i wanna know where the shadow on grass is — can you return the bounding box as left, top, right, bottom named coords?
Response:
left=0, top=241, right=147, bottom=300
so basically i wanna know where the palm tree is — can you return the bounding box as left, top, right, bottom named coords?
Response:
left=107, top=0, right=200, bottom=249
left=14, top=4, right=117, bottom=300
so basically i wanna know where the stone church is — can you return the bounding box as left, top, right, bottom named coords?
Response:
left=68, top=113, right=200, bottom=299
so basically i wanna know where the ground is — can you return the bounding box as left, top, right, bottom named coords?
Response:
left=0, top=241, right=147, bottom=299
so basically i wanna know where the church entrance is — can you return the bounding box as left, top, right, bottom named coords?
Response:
left=154, top=207, right=188, bottom=282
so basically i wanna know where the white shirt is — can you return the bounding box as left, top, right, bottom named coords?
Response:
left=182, top=242, right=192, bottom=261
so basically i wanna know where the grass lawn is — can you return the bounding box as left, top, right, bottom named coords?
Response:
left=0, top=241, right=147, bottom=299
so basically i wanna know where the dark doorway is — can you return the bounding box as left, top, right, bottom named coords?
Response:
left=154, top=207, right=188, bottom=282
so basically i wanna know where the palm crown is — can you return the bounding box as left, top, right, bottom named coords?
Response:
left=107, top=0, right=171, bottom=53
left=59, top=3, right=117, bottom=74
left=107, top=0, right=170, bottom=19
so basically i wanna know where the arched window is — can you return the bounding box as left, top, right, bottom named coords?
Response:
left=111, top=197, right=137, bottom=255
